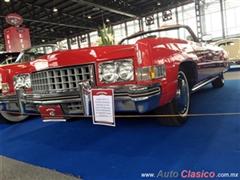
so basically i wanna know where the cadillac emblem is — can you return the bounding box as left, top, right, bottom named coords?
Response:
left=49, top=111, right=55, bottom=116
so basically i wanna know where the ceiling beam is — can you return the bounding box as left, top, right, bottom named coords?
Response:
left=72, top=0, right=137, bottom=18
left=10, top=0, right=98, bottom=29
left=23, top=18, right=95, bottom=30
left=0, top=15, right=95, bottom=30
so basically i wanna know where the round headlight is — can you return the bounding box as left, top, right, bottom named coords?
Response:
left=102, top=64, right=118, bottom=82
left=118, top=62, right=133, bottom=81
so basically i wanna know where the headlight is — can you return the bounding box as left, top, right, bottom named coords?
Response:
left=118, top=62, right=133, bottom=81
left=102, top=63, right=118, bottom=82
left=14, top=74, right=31, bottom=89
left=98, top=59, right=134, bottom=83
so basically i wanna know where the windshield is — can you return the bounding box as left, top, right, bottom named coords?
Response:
left=119, top=27, right=194, bottom=45
left=0, top=57, right=18, bottom=65
left=0, top=52, right=19, bottom=65
left=15, top=44, right=60, bottom=63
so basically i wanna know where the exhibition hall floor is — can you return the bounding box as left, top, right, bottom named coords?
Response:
left=1, top=68, right=240, bottom=180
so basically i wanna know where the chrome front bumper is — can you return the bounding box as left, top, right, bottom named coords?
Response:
left=1, top=81, right=161, bottom=116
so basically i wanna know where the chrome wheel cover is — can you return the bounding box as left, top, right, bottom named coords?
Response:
left=175, top=71, right=190, bottom=116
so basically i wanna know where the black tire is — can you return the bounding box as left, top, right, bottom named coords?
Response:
left=212, top=73, right=224, bottom=88
left=155, top=67, right=190, bottom=126
left=0, top=105, right=29, bottom=124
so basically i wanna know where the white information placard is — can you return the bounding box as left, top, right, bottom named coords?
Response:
left=91, top=89, right=115, bottom=126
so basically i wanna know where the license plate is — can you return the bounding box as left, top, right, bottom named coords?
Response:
left=38, top=105, right=66, bottom=122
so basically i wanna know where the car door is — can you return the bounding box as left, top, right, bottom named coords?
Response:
left=191, top=39, right=226, bottom=82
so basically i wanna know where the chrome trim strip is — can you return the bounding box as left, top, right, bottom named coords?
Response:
left=29, top=98, right=81, bottom=105
left=26, top=95, right=80, bottom=101
left=114, top=88, right=160, bottom=97
left=191, top=76, right=219, bottom=92
left=131, top=92, right=160, bottom=101
left=128, top=89, right=160, bottom=97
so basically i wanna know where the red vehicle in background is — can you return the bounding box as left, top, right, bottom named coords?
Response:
left=0, top=44, right=61, bottom=122
left=0, top=25, right=229, bottom=126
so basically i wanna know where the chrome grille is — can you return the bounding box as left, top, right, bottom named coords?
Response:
left=31, top=65, right=93, bottom=93
left=63, top=102, right=83, bottom=114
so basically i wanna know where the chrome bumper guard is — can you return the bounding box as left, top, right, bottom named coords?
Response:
left=13, top=81, right=161, bottom=115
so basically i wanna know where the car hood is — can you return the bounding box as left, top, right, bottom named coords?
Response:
left=30, top=45, right=135, bottom=71
left=0, top=62, right=31, bottom=74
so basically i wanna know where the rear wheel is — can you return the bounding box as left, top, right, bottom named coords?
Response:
left=155, top=67, right=190, bottom=126
left=212, top=73, right=224, bottom=88
left=0, top=106, right=29, bottom=124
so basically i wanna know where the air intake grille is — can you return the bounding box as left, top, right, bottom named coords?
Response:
left=31, top=65, right=93, bottom=93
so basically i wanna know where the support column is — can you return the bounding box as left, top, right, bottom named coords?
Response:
left=219, top=0, right=226, bottom=39
left=139, top=18, right=144, bottom=31
left=67, top=38, right=71, bottom=49
left=87, top=33, right=91, bottom=47
left=77, top=36, right=81, bottom=48
left=195, top=0, right=203, bottom=40
left=125, top=22, right=128, bottom=37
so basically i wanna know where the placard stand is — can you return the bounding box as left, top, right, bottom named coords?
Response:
left=91, top=89, right=115, bottom=126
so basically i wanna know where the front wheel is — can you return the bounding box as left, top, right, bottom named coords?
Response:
left=155, top=68, right=190, bottom=126
left=0, top=106, right=29, bottom=124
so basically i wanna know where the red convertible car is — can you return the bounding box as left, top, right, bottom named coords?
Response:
left=0, top=25, right=229, bottom=126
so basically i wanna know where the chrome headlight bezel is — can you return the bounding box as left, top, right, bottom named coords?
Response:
left=13, top=73, right=31, bottom=89
left=98, top=59, right=134, bottom=83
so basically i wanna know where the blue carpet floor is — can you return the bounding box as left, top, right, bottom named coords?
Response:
left=0, top=80, right=240, bottom=180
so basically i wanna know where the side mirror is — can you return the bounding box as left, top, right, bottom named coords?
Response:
left=202, top=34, right=212, bottom=42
